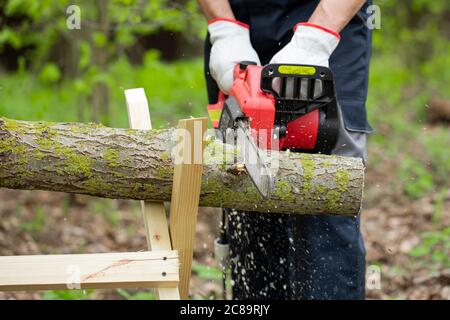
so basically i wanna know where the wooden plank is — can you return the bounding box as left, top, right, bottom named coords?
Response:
left=0, top=251, right=178, bottom=291
left=141, top=201, right=172, bottom=251
left=125, top=88, right=180, bottom=300
left=169, top=117, right=207, bottom=300
left=125, top=88, right=152, bottom=130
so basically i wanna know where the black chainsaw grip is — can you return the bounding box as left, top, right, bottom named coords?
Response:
left=260, top=64, right=340, bottom=155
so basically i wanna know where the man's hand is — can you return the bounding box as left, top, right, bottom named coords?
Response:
left=198, top=0, right=260, bottom=93
left=270, top=23, right=340, bottom=67
left=208, top=19, right=260, bottom=93
left=270, top=0, right=366, bottom=66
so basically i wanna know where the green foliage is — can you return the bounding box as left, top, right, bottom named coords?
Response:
left=374, top=1, right=450, bottom=95
left=0, top=0, right=204, bottom=69
left=39, top=63, right=61, bottom=84
left=0, top=56, right=206, bottom=128
left=191, top=264, right=229, bottom=300
left=432, top=189, right=447, bottom=224
left=409, top=228, right=450, bottom=268
left=116, top=288, right=156, bottom=300
left=0, top=0, right=206, bottom=125
left=367, top=54, right=448, bottom=199
left=19, top=206, right=47, bottom=234
left=41, top=289, right=94, bottom=300
left=398, top=157, right=435, bottom=199
left=366, top=2, right=449, bottom=200
left=192, top=264, right=222, bottom=281
left=88, top=198, right=120, bottom=226
left=420, top=128, right=450, bottom=183
left=92, top=32, right=108, bottom=48
left=108, top=53, right=206, bottom=128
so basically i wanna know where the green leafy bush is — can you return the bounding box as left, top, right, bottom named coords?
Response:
left=410, top=228, right=450, bottom=268
left=116, top=288, right=156, bottom=300
left=192, top=264, right=222, bottom=281
left=399, top=157, right=435, bottom=199
left=19, top=206, right=47, bottom=235
left=0, top=56, right=206, bottom=128
left=41, top=289, right=94, bottom=300
left=39, top=63, right=61, bottom=84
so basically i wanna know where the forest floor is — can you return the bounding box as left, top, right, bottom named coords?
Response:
left=0, top=137, right=449, bottom=300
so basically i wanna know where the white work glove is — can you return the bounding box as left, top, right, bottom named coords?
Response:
left=208, top=18, right=261, bottom=94
left=270, top=23, right=340, bottom=67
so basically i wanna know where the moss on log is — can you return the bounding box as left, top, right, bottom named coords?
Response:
left=0, top=118, right=364, bottom=215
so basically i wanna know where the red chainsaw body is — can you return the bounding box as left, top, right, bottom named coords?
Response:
left=208, top=64, right=319, bottom=151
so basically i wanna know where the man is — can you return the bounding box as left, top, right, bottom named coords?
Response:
left=198, top=0, right=373, bottom=299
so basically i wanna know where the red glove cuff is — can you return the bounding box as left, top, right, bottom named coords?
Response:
left=208, top=18, right=250, bottom=29
left=294, top=22, right=341, bottom=40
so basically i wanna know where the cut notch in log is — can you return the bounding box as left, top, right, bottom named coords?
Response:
left=0, top=117, right=364, bottom=216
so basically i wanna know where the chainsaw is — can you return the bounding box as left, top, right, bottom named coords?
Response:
left=208, top=61, right=341, bottom=299
left=207, top=61, right=340, bottom=198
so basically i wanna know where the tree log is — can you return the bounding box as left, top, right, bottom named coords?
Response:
left=0, top=118, right=364, bottom=216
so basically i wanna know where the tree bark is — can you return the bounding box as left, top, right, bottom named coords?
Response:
left=0, top=118, right=364, bottom=216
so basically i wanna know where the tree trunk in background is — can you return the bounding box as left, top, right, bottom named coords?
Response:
left=64, top=30, right=86, bottom=123
left=91, top=0, right=110, bottom=125
left=0, top=118, right=364, bottom=216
